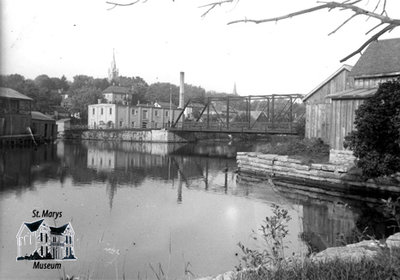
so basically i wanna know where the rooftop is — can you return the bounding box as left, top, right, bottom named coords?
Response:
left=102, top=86, right=130, bottom=95
left=154, top=101, right=178, bottom=109
left=326, top=88, right=377, bottom=100
left=50, top=224, right=69, bottom=235
left=303, top=65, right=353, bottom=102
left=31, top=111, right=54, bottom=121
left=350, top=38, right=400, bottom=78
left=24, top=219, right=44, bottom=232
left=0, top=87, right=33, bottom=101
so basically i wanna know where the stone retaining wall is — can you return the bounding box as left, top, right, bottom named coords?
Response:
left=237, top=152, right=400, bottom=193
left=61, top=129, right=188, bottom=143
left=329, top=149, right=356, bottom=164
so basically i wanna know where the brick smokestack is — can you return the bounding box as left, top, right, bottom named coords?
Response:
left=179, top=71, right=184, bottom=109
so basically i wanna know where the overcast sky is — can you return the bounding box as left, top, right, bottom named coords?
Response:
left=1, top=0, right=400, bottom=95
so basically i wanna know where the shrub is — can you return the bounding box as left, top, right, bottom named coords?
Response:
left=236, top=204, right=291, bottom=270
left=344, top=80, right=400, bottom=178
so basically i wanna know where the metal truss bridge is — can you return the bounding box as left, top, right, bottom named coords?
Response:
left=170, top=94, right=305, bottom=135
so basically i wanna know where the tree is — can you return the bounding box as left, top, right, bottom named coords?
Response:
left=70, top=87, right=104, bottom=123
left=106, top=0, right=400, bottom=62
left=118, top=76, right=149, bottom=104
left=146, top=82, right=179, bottom=104
left=344, top=80, right=400, bottom=178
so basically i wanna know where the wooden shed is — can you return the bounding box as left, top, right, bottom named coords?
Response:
left=326, top=38, right=400, bottom=151
left=303, top=65, right=353, bottom=143
left=31, top=111, right=57, bottom=141
left=0, top=87, right=32, bottom=136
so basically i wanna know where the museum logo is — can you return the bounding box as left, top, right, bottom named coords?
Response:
left=16, top=218, right=77, bottom=263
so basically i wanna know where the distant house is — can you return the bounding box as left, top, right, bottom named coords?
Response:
left=16, top=219, right=76, bottom=260
left=31, top=111, right=57, bottom=141
left=184, top=102, right=205, bottom=120
left=0, top=87, right=32, bottom=136
left=56, top=118, right=71, bottom=134
left=88, top=101, right=183, bottom=129
left=304, top=38, right=400, bottom=162
left=102, top=85, right=130, bottom=104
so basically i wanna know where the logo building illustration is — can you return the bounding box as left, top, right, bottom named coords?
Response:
left=16, top=219, right=76, bottom=261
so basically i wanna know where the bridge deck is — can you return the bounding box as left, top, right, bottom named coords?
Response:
left=169, top=122, right=298, bottom=134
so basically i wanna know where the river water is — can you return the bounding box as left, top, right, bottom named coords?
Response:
left=0, top=140, right=395, bottom=279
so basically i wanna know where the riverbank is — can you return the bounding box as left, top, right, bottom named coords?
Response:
left=197, top=231, right=400, bottom=280
left=236, top=152, right=400, bottom=196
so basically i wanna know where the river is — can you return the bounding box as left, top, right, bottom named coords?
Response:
left=0, top=140, right=395, bottom=279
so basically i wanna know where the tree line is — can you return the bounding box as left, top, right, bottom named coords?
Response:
left=0, top=73, right=236, bottom=123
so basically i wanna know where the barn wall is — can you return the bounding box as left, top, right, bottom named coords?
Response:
left=305, top=69, right=351, bottom=143
left=329, top=99, right=364, bottom=150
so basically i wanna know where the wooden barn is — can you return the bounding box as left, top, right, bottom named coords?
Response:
left=304, top=38, right=400, bottom=162
left=303, top=65, right=353, bottom=144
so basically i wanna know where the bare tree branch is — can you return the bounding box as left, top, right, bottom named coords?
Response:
left=106, top=0, right=144, bottom=10
left=223, top=1, right=400, bottom=61
left=198, top=0, right=234, bottom=17
left=328, top=14, right=358, bottom=35
left=340, top=23, right=395, bottom=61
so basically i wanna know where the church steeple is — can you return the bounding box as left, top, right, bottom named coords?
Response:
left=108, top=49, right=119, bottom=85
left=233, top=82, right=237, bottom=95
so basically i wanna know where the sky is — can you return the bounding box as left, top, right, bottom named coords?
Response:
left=1, top=0, right=400, bottom=95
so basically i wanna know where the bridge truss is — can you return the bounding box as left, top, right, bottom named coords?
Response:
left=170, top=94, right=305, bottom=134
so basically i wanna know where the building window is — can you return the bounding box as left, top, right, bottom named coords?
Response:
left=132, top=109, right=135, bottom=114
left=131, top=121, right=135, bottom=127
left=154, top=110, right=158, bottom=117
left=92, top=108, right=95, bottom=115
left=166, top=111, right=169, bottom=117
left=101, top=108, right=103, bottom=115
left=110, top=108, right=112, bottom=114
left=120, top=121, right=123, bottom=127
left=143, top=110, right=148, bottom=119
left=135, top=110, right=138, bottom=115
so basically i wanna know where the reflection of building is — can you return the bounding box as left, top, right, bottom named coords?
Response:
left=301, top=203, right=357, bottom=251
left=16, top=219, right=76, bottom=260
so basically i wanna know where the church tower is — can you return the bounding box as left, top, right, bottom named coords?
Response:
left=108, top=49, right=119, bottom=85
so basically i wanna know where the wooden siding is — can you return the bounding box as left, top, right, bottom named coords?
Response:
left=305, top=103, right=331, bottom=143
left=305, top=69, right=352, bottom=143
left=329, top=99, right=364, bottom=150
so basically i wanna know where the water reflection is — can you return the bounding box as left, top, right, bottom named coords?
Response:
left=0, top=140, right=396, bottom=279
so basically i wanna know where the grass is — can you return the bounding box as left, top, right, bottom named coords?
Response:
left=261, top=138, right=330, bottom=164
left=234, top=248, right=400, bottom=280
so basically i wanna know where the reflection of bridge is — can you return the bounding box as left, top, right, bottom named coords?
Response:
left=170, top=94, right=304, bottom=134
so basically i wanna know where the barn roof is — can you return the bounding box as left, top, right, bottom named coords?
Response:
left=102, top=86, right=130, bottom=94
left=303, top=65, right=353, bottom=102
left=50, top=224, right=69, bottom=235
left=31, top=111, right=54, bottom=122
left=326, top=88, right=377, bottom=100
left=0, top=87, right=33, bottom=101
left=350, top=38, right=400, bottom=78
